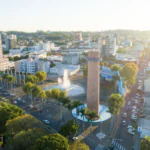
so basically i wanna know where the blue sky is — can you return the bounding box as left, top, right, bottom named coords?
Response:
left=0, top=0, right=150, bottom=32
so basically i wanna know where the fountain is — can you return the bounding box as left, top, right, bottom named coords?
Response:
left=44, top=69, right=85, bottom=96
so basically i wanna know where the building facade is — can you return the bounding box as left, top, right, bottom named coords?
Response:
left=5, top=34, right=17, bottom=51
left=0, top=35, right=9, bottom=71
left=87, top=50, right=100, bottom=114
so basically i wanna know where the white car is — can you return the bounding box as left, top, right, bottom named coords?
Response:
left=73, top=137, right=79, bottom=140
left=18, top=98, right=21, bottom=101
left=123, top=112, right=127, bottom=118
left=132, top=106, right=137, bottom=109
left=127, top=126, right=135, bottom=131
left=127, top=125, right=132, bottom=129
left=13, top=100, right=18, bottom=104
left=128, top=101, right=131, bottom=106
left=128, top=129, right=135, bottom=135
left=132, top=109, right=138, bottom=113
left=43, top=120, right=50, bottom=124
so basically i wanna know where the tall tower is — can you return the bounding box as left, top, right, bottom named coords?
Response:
left=87, top=50, right=100, bottom=114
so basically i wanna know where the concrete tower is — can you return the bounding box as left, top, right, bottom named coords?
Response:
left=87, top=50, right=100, bottom=114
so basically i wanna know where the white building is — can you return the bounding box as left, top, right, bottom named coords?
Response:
left=36, top=41, right=54, bottom=51
left=43, top=42, right=51, bottom=52
left=26, top=58, right=37, bottom=74
left=9, top=48, right=23, bottom=54
left=37, top=60, right=50, bottom=73
left=105, top=36, right=117, bottom=56
left=36, top=41, right=43, bottom=51
left=47, top=55, right=63, bottom=62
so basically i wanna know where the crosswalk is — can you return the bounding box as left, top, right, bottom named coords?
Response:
left=95, top=144, right=104, bottom=150
left=112, top=140, right=126, bottom=150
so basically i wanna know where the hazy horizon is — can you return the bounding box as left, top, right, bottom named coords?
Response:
left=1, top=0, right=150, bottom=32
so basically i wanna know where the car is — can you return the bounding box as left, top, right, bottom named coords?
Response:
left=126, top=106, right=129, bottom=110
left=72, top=137, right=79, bottom=140
left=22, top=100, right=26, bottom=104
left=123, top=112, right=127, bottom=118
left=132, top=109, right=138, bottom=113
left=132, top=106, right=137, bottom=109
left=13, top=100, right=18, bottom=104
left=43, top=120, right=50, bottom=124
left=127, top=126, right=136, bottom=131
left=127, top=129, right=135, bottom=135
left=128, top=101, right=131, bottom=106
left=122, top=120, right=126, bottom=126
left=18, top=97, right=21, bottom=101
left=127, top=125, right=132, bottom=129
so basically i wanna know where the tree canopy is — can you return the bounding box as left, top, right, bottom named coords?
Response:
left=34, top=133, right=69, bottom=150
left=110, top=64, right=122, bottom=72
left=59, top=120, right=79, bottom=137
left=71, top=141, right=90, bottom=150
left=141, top=136, right=150, bottom=150
left=35, top=71, right=47, bottom=82
left=83, top=65, right=88, bottom=77
left=121, top=62, right=138, bottom=85
left=26, top=75, right=39, bottom=83
left=0, top=102, right=23, bottom=134
left=23, top=82, right=34, bottom=95
left=107, top=93, right=125, bottom=115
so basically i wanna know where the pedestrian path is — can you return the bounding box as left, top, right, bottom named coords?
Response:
left=112, top=140, right=126, bottom=150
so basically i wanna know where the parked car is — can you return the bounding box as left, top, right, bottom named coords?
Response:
left=123, top=112, right=127, bottom=118
left=122, top=120, right=126, bottom=126
left=127, top=129, right=135, bottom=135
left=128, top=101, right=131, bottom=106
left=73, top=137, right=79, bottom=140
left=140, top=114, right=145, bottom=118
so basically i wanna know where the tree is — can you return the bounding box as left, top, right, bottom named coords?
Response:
left=23, top=82, right=33, bottom=95
left=121, top=62, right=138, bottom=85
left=141, top=136, right=150, bottom=150
left=83, top=65, right=88, bottom=77
left=71, top=141, right=90, bottom=150
left=59, top=120, right=79, bottom=138
left=79, top=108, right=87, bottom=131
left=35, top=71, right=47, bottom=83
left=80, top=57, right=86, bottom=63
left=45, top=90, right=53, bottom=102
left=0, top=102, right=23, bottom=134
left=107, top=93, right=125, bottom=131
left=34, top=133, right=69, bottom=150
left=51, top=88, right=61, bottom=100
left=110, top=64, right=122, bottom=72
left=5, top=114, right=41, bottom=134
left=32, top=85, right=42, bottom=98
left=86, top=109, right=99, bottom=133
left=6, top=128, right=46, bottom=150
left=26, top=75, right=39, bottom=83
left=72, top=100, right=83, bottom=122
left=39, top=90, right=46, bottom=102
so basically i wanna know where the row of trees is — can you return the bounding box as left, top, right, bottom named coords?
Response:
left=0, top=101, right=89, bottom=150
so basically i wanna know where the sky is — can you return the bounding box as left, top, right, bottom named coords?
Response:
left=0, top=0, right=150, bottom=32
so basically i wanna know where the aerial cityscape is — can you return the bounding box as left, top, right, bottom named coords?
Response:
left=0, top=0, right=150, bottom=150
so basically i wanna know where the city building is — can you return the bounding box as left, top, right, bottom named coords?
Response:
left=37, top=60, right=50, bottom=73
left=74, top=32, right=82, bottom=41
left=87, top=50, right=100, bottom=114
left=105, top=36, right=117, bottom=56
left=62, top=53, right=80, bottom=65
left=26, top=58, right=37, bottom=74
left=36, top=41, right=54, bottom=51
left=5, top=34, right=17, bottom=51
left=0, top=35, right=9, bottom=71
left=98, top=38, right=106, bottom=56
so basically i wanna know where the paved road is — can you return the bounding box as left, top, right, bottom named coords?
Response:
left=114, top=57, right=147, bottom=150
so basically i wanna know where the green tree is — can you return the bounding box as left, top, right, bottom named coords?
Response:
left=86, top=110, right=99, bottom=133
left=45, top=90, right=53, bottom=102
left=5, top=114, right=41, bottom=134
left=0, top=102, right=23, bottom=134
left=23, top=82, right=33, bottom=95
left=79, top=108, right=88, bottom=131
left=6, top=128, right=46, bottom=150
left=141, top=136, right=150, bottom=150
left=39, top=90, right=46, bottom=103
left=35, top=71, right=47, bottom=83
left=107, top=93, right=125, bottom=131
left=72, top=100, right=83, bottom=122
left=110, top=64, right=122, bottom=72
left=59, top=120, right=79, bottom=138
left=83, top=65, right=88, bottom=77
left=32, top=85, right=42, bottom=98
left=71, top=141, right=90, bottom=150
left=34, top=133, right=69, bottom=150
left=26, top=75, right=39, bottom=83
left=121, top=62, right=138, bottom=85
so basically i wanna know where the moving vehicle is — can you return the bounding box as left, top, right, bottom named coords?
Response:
left=43, top=120, right=50, bottom=124
left=122, top=120, right=126, bottom=126
left=127, top=129, right=135, bottom=135
left=128, top=101, right=131, bottom=106
left=123, top=112, right=127, bottom=118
